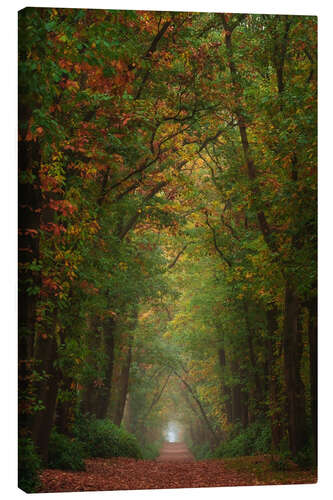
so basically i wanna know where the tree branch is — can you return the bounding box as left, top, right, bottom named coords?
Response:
left=166, top=244, right=188, bottom=270
left=204, top=212, right=233, bottom=268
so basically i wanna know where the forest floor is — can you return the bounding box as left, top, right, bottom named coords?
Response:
left=39, top=443, right=317, bottom=493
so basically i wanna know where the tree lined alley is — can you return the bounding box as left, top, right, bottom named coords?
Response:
left=18, top=8, right=317, bottom=492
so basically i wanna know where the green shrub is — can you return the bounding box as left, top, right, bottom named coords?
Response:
left=48, top=429, right=86, bottom=470
left=141, top=442, right=160, bottom=460
left=213, top=421, right=272, bottom=458
left=190, top=442, right=213, bottom=460
left=294, top=445, right=315, bottom=470
left=75, top=417, right=142, bottom=459
left=18, top=437, right=42, bottom=493
left=270, top=450, right=291, bottom=471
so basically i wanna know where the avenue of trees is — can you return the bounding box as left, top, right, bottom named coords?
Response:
left=18, top=7, right=317, bottom=488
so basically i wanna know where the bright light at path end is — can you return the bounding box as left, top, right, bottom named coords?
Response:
left=167, top=429, right=176, bottom=442
left=165, top=421, right=180, bottom=442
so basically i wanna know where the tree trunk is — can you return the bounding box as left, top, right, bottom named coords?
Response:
left=307, top=296, right=317, bottom=463
left=81, top=317, right=101, bottom=416
left=31, top=333, right=60, bottom=463
left=95, top=317, right=116, bottom=419
left=231, top=383, right=242, bottom=423
left=266, top=307, right=284, bottom=449
left=218, top=347, right=232, bottom=423
left=240, top=389, right=249, bottom=428
left=122, top=393, right=131, bottom=431
left=230, top=359, right=243, bottom=424
left=18, top=137, right=41, bottom=435
left=243, top=301, right=263, bottom=407
left=283, top=283, right=307, bottom=456
left=179, top=378, right=218, bottom=445
left=113, top=345, right=132, bottom=426
left=56, top=375, right=76, bottom=436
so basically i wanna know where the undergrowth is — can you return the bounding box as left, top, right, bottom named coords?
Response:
left=74, top=415, right=142, bottom=459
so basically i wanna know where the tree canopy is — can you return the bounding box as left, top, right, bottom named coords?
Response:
left=18, top=7, right=317, bottom=482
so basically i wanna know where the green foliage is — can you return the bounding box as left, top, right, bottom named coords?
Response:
left=190, top=442, right=213, bottom=460
left=270, top=451, right=291, bottom=471
left=213, top=421, right=272, bottom=458
left=47, top=429, right=86, bottom=471
left=294, top=444, right=315, bottom=470
left=75, top=416, right=142, bottom=459
left=18, top=437, right=42, bottom=493
left=141, top=441, right=161, bottom=460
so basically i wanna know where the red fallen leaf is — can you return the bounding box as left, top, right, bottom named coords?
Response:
left=39, top=454, right=316, bottom=493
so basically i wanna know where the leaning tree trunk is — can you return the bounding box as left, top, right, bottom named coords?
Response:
left=178, top=374, right=218, bottom=445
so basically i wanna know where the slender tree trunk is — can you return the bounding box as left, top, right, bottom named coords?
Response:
left=178, top=375, right=218, bottom=444
left=240, top=388, right=249, bottom=428
left=230, top=359, right=243, bottom=424
left=283, top=283, right=307, bottom=456
left=122, top=393, right=131, bottom=431
left=31, top=333, right=60, bottom=463
left=243, top=301, right=263, bottom=407
left=56, top=375, right=76, bottom=436
left=307, top=296, right=317, bottom=462
left=231, top=384, right=242, bottom=423
left=81, top=317, right=101, bottom=415
left=218, top=347, right=232, bottom=423
left=18, top=136, right=41, bottom=436
left=95, top=317, right=116, bottom=419
left=266, top=307, right=284, bottom=449
left=113, top=345, right=132, bottom=426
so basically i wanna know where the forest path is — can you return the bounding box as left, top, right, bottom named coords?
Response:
left=40, top=456, right=255, bottom=492
left=40, top=454, right=317, bottom=492
left=156, top=441, right=195, bottom=462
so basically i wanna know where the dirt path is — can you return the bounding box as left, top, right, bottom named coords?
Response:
left=39, top=449, right=317, bottom=492
left=40, top=457, right=255, bottom=492
left=156, top=441, right=195, bottom=462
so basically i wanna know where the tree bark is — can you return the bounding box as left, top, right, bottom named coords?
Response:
left=18, top=136, right=41, bottom=436
left=231, top=367, right=242, bottom=424
left=283, top=283, right=307, bottom=456
left=218, top=347, right=232, bottom=422
left=307, top=296, right=317, bottom=463
left=95, top=317, right=116, bottom=419
left=56, top=375, right=76, bottom=436
left=81, top=317, right=101, bottom=416
left=243, top=301, right=263, bottom=406
left=266, top=307, right=284, bottom=449
left=113, top=345, right=132, bottom=426
left=31, top=333, right=60, bottom=463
